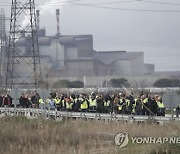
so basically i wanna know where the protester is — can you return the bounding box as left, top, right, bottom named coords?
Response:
left=0, top=91, right=167, bottom=117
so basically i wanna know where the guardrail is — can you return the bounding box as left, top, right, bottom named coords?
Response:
left=0, top=107, right=179, bottom=123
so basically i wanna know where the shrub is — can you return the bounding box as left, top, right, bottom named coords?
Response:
left=110, top=78, right=131, bottom=88
left=70, top=81, right=84, bottom=88
left=53, top=80, right=84, bottom=88
left=153, top=78, right=180, bottom=87
left=53, top=79, right=71, bottom=88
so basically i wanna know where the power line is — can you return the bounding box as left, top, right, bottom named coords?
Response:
left=64, top=0, right=138, bottom=6
left=139, top=0, right=180, bottom=6
left=49, top=0, right=180, bottom=6
left=43, top=0, right=81, bottom=4
left=2, top=1, right=180, bottom=12
left=68, top=2, right=180, bottom=13
left=0, top=0, right=80, bottom=6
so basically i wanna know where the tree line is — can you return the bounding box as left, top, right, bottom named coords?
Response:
left=52, top=78, right=180, bottom=88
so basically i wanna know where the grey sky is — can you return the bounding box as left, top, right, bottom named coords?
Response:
left=1, top=0, right=180, bottom=71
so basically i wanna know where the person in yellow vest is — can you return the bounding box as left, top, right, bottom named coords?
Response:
left=54, top=96, right=61, bottom=111
left=142, top=94, right=150, bottom=115
left=103, top=94, right=111, bottom=113
left=89, top=93, right=97, bottom=113
left=66, top=98, right=73, bottom=112
left=39, top=97, right=44, bottom=109
left=117, top=94, right=128, bottom=114
left=157, top=97, right=165, bottom=116
left=80, top=94, right=89, bottom=112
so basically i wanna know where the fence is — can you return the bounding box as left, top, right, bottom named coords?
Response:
left=0, top=107, right=179, bottom=123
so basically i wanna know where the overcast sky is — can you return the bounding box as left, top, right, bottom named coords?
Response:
left=1, top=0, right=180, bottom=72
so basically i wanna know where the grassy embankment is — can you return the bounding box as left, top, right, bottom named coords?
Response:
left=0, top=116, right=179, bottom=154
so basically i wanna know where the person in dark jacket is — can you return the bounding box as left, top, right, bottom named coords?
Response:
left=0, top=95, right=3, bottom=107
left=149, top=97, right=158, bottom=116
left=135, top=96, right=143, bottom=115
left=19, top=94, right=31, bottom=108
left=3, top=94, right=13, bottom=107
left=126, top=93, right=135, bottom=115
left=175, top=104, right=180, bottom=117
left=19, top=94, right=26, bottom=108
left=73, top=94, right=81, bottom=112
left=31, top=93, right=40, bottom=108
left=96, top=95, right=104, bottom=113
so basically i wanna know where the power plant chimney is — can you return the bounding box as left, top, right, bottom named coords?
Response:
left=56, top=9, right=60, bottom=36
left=36, top=10, right=40, bottom=30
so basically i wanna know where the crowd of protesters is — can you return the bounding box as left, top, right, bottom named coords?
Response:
left=17, top=91, right=167, bottom=116
left=1, top=91, right=180, bottom=117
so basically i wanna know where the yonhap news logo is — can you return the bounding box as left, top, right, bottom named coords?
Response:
left=115, top=132, right=180, bottom=148
left=114, top=132, right=129, bottom=148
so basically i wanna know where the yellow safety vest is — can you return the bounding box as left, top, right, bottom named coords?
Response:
left=126, top=99, right=130, bottom=106
left=118, top=99, right=129, bottom=110
left=81, top=100, right=88, bottom=109
left=157, top=101, right=165, bottom=108
left=89, top=99, right=97, bottom=107
left=133, top=98, right=137, bottom=108
left=55, top=98, right=61, bottom=104
left=118, top=99, right=122, bottom=110
left=142, top=98, right=148, bottom=109
left=39, top=98, right=44, bottom=104
left=143, top=98, right=148, bottom=104
left=104, top=100, right=110, bottom=107
left=118, top=105, right=122, bottom=110
left=66, top=102, right=73, bottom=109
left=119, top=99, right=129, bottom=105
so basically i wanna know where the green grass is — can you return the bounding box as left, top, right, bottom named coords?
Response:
left=0, top=116, right=179, bottom=154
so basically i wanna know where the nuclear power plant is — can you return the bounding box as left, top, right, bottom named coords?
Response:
left=0, top=3, right=155, bottom=89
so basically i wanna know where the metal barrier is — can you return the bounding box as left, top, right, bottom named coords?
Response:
left=0, top=107, right=179, bottom=123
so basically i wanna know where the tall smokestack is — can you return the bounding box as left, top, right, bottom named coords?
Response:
left=0, top=8, right=6, bottom=37
left=36, top=10, right=40, bottom=30
left=56, top=9, right=60, bottom=36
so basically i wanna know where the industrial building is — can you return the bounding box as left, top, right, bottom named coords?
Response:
left=16, top=37, right=154, bottom=80
left=1, top=8, right=154, bottom=84
left=15, top=29, right=154, bottom=79
left=94, top=51, right=144, bottom=76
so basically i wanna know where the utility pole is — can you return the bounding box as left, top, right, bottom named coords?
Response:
left=0, top=8, right=7, bottom=83
left=6, top=0, right=42, bottom=91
